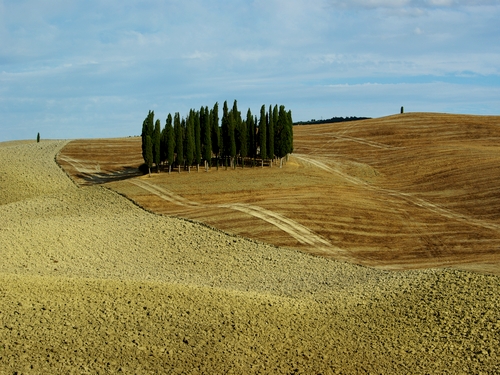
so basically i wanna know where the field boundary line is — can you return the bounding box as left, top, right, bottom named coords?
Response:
left=294, top=154, right=500, bottom=233
left=129, top=179, right=342, bottom=253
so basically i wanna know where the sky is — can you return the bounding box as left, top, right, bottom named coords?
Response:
left=1, top=0, right=499, bottom=141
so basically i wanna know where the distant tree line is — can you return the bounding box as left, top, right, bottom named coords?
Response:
left=141, top=100, right=293, bottom=175
left=294, top=116, right=370, bottom=126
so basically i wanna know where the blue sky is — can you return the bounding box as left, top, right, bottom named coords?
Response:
left=1, top=0, right=499, bottom=141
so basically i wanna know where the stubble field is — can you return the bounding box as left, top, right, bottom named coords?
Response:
left=59, top=113, right=500, bottom=275
left=1, top=113, right=499, bottom=373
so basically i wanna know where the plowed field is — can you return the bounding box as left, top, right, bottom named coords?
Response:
left=58, top=113, right=500, bottom=275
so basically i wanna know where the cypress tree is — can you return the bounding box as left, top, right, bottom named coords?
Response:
left=221, top=101, right=229, bottom=161
left=160, top=126, right=167, bottom=167
left=37, top=132, right=40, bottom=143
left=276, top=105, right=293, bottom=160
left=211, top=102, right=220, bottom=160
left=141, top=117, right=147, bottom=160
left=180, top=118, right=187, bottom=170
left=273, top=104, right=279, bottom=142
left=186, top=111, right=195, bottom=172
left=254, top=115, right=258, bottom=162
left=174, top=112, right=183, bottom=171
left=166, top=114, right=175, bottom=173
left=229, top=110, right=236, bottom=168
left=202, top=106, right=212, bottom=168
left=259, top=105, right=267, bottom=161
left=194, top=109, right=201, bottom=168
left=153, top=119, right=161, bottom=172
left=145, top=135, right=153, bottom=176
left=246, top=108, right=255, bottom=159
left=239, top=110, right=247, bottom=166
left=267, top=104, right=274, bottom=161
left=275, top=107, right=284, bottom=158
left=232, top=100, right=242, bottom=159
left=141, top=110, right=154, bottom=163
left=287, top=109, right=294, bottom=154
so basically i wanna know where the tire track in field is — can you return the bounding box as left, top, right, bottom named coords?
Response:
left=129, top=179, right=340, bottom=251
left=332, top=135, right=403, bottom=150
left=129, top=179, right=200, bottom=208
left=294, top=154, right=500, bottom=233
left=58, top=155, right=100, bottom=175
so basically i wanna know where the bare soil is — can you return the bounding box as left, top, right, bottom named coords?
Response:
left=1, top=114, right=499, bottom=373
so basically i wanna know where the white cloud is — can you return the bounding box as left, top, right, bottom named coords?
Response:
left=329, top=0, right=498, bottom=9
left=183, top=51, right=215, bottom=61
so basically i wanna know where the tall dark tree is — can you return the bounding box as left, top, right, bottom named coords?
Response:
left=221, top=101, right=229, bottom=160
left=181, top=118, right=187, bottom=169
left=144, top=135, right=153, bottom=176
left=232, top=100, right=242, bottom=158
left=141, top=110, right=154, bottom=163
left=273, top=105, right=279, bottom=156
left=166, top=114, right=175, bottom=173
left=37, top=132, right=40, bottom=143
left=194, top=110, right=201, bottom=167
left=267, top=104, right=275, bottom=161
left=287, top=109, right=294, bottom=154
left=153, top=119, right=161, bottom=172
left=276, top=105, right=293, bottom=159
left=160, top=125, right=167, bottom=166
left=202, top=106, right=212, bottom=168
left=239, top=110, right=247, bottom=165
left=174, top=112, right=184, bottom=171
left=185, top=111, right=195, bottom=172
left=229, top=110, right=236, bottom=167
left=259, top=105, right=267, bottom=161
left=246, top=109, right=255, bottom=159
left=211, top=102, right=220, bottom=159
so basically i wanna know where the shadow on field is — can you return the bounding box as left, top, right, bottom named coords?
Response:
left=76, top=167, right=143, bottom=185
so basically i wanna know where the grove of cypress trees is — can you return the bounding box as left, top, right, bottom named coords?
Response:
left=140, top=100, right=292, bottom=172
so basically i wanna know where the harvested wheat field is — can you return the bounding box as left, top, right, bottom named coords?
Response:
left=0, top=113, right=499, bottom=374
left=59, top=113, right=500, bottom=275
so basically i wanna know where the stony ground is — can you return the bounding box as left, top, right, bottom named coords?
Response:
left=0, top=140, right=499, bottom=374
